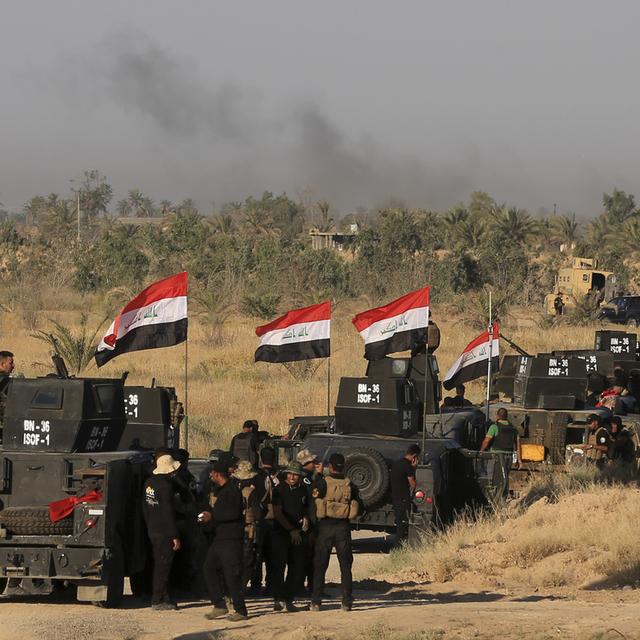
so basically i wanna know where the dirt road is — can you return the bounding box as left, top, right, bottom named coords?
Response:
left=1, top=533, right=638, bottom=640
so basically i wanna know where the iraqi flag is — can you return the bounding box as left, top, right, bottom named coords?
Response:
left=352, top=287, right=430, bottom=361
left=95, top=272, right=188, bottom=367
left=443, top=322, right=499, bottom=390
left=255, top=301, right=331, bottom=363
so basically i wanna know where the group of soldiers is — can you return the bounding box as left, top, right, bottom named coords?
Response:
left=142, top=421, right=362, bottom=621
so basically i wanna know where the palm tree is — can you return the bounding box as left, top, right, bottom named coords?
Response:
left=442, top=206, right=468, bottom=247
left=491, top=206, right=537, bottom=244
left=314, top=200, right=334, bottom=232
left=456, top=218, right=486, bottom=251
left=585, top=214, right=612, bottom=246
left=551, top=213, right=579, bottom=248
left=617, top=216, right=640, bottom=252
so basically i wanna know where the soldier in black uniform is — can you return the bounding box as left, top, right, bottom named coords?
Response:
left=143, top=453, right=182, bottom=611
left=0, top=350, right=14, bottom=434
left=198, top=460, right=248, bottom=621
left=230, top=420, right=260, bottom=467
left=310, top=453, right=359, bottom=612
left=271, top=461, right=310, bottom=613
left=390, top=444, right=420, bottom=544
left=252, top=447, right=278, bottom=595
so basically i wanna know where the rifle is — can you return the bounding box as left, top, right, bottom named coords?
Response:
left=48, top=335, right=70, bottom=379
left=499, top=333, right=531, bottom=358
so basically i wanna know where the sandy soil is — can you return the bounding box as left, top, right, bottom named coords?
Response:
left=1, top=534, right=639, bottom=640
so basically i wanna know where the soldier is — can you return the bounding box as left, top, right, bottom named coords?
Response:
left=297, top=448, right=320, bottom=595
left=607, top=416, right=635, bottom=467
left=143, top=453, right=182, bottom=611
left=390, top=444, right=420, bottom=544
left=270, top=461, right=310, bottom=613
left=480, top=408, right=522, bottom=473
left=579, top=413, right=610, bottom=468
left=230, top=420, right=260, bottom=467
left=553, top=294, right=564, bottom=317
left=232, top=460, right=263, bottom=594
left=0, top=350, right=14, bottom=427
left=251, top=447, right=278, bottom=595
left=198, top=460, right=248, bottom=621
left=310, top=453, right=359, bottom=612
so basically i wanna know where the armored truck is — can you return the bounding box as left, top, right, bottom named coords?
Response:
left=277, top=323, right=506, bottom=539
left=0, top=375, right=182, bottom=605
left=492, top=330, right=640, bottom=465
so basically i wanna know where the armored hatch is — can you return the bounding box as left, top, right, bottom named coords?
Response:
left=2, top=378, right=125, bottom=453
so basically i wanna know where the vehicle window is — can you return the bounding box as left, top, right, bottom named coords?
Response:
left=31, top=388, right=63, bottom=409
left=93, top=384, right=116, bottom=414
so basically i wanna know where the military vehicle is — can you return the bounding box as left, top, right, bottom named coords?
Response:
left=274, top=322, right=507, bottom=541
left=0, top=367, right=182, bottom=606
left=544, top=257, right=617, bottom=316
left=492, top=329, right=640, bottom=466
left=598, top=295, right=640, bottom=327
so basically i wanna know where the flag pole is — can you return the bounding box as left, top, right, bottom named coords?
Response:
left=326, top=356, right=331, bottom=420
left=485, top=290, right=493, bottom=420
left=184, top=335, right=189, bottom=451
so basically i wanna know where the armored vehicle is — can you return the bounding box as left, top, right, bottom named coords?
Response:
left=264, top=431, right=507, bottom=543
left=544, top=257, right=617, bottom=316
left=0, top=373, right=182, bottom=605
left=492, top=330, right=640, bottom=465
left=276, top=322, right=506, bottom=539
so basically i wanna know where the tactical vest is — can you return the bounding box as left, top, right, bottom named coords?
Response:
left=241, top=484, right=261, bottom=541
left=586, top=427, right=608, bottom=460
left=231, top=433, right=252, bottom=463
left=315, top=477, right=359, bottom=520
left=491, top=420, right=518, bottom=452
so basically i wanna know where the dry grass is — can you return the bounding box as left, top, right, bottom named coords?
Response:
left=373, top=470, right=640, bottom=591
left=0, top=290, right=633, bottom=456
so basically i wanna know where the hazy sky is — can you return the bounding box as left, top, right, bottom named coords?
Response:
left=1, top=1, right=639, bottom=216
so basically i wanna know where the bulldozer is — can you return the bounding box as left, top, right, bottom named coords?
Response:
left=544, top=257, right=617, bottom=316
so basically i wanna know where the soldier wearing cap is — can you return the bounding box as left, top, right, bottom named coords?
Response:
left=580, top=413, right=610, bottom=468
left=143, top=452, right=182, bottom=610
left=232, top=460, right=263, bottom=593
left=252, top=447, right=278, bottom=594
left=270, top=460, right=310, bottom=612
left=310, top=453, right=359, bottom=612
left=297, top=448, right=320, bottom=595
left=198, top=460, right=248, bottom=622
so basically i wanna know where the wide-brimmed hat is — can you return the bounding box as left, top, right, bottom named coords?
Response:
left=153, top=454, right=181, bottom=475
left=283, top=461, right=303, bottom=476
left=233, top=460, right=257, bottom=481
left=296, top=448, right=318, bottom=466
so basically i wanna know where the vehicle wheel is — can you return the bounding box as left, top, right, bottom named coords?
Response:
left=626, top=318, right=638, bottom=328
left=94, top=540, right=125, bottom=608
left=0, top=507, right=73, bottom=536
left=547, top=424, right=568, bottom=465
left=343, top=448, right=390, bottom=508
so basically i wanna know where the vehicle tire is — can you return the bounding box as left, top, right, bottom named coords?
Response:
left=0, top=507, right=73, bottom=536
left=547, top=424, right=568, bottom=465
left=343, top=447, right=389, bottom=508
left=626, top=318, right=638, bottom=328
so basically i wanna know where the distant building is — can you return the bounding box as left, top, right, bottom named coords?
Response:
left=309, top=226, right=358, bottom=251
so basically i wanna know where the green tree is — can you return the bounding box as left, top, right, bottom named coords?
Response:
left=603, top=189, right=636, bottom=224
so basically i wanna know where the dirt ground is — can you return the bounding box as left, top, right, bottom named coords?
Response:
left=1, top=534, right=639, bottom=640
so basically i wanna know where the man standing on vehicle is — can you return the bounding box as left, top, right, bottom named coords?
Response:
left=270, top=461, right=310, bottom=612
left=198, top=460, right=249, bottom=622
left=310, top=453, right=359, bottom=612
left=143, top=452, right=182, bottom=611
left=480, top=408, right=522, bottom=471
left=230, top=420, right=260, bottom=467
left=390, top=444, right=421, bottom=545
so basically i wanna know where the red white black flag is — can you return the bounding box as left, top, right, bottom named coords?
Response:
left=255, top=301, right=331, bottom=363
left=352, top=287, right=430, bottom=361
left=443, top=322, right=499, bottom=390
left=95, top=272, right=188, bottom=367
